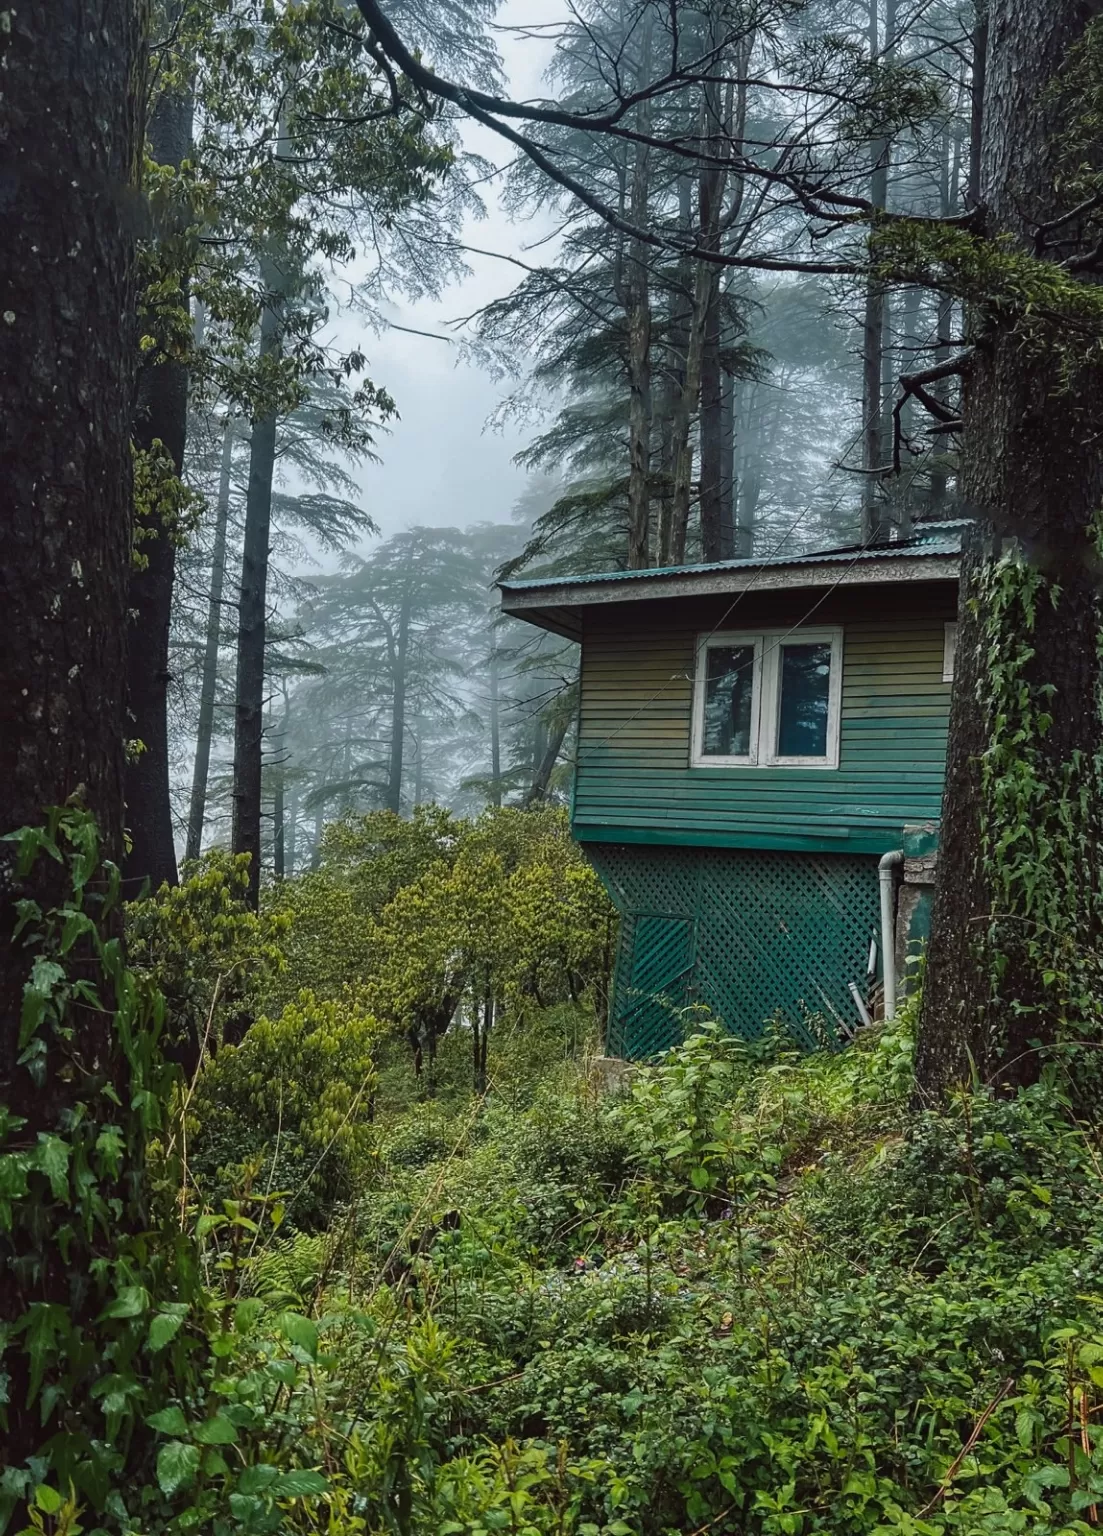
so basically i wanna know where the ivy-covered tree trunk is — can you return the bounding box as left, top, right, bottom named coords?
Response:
left=124, top=79, right=193, bottom=895
left=0, top=0, right=144, bottom=1475
left=916, top=0, right=1103, bottom=1099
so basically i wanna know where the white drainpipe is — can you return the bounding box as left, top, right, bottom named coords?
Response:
left=879, top=850, right=905, bottom=1020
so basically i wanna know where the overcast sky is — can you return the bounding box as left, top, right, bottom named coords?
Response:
left=327, top=3, right=566, bottom=544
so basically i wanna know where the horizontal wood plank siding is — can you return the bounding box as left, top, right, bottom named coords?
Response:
left=574, top=582, right=955, bottom=851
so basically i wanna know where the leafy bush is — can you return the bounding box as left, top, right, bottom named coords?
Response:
left=127, top=851, right=290, bottom=1065
left=189, top=991, right=380, bottom=1225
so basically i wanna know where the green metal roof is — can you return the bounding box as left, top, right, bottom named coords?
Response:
left=498, top=522, right=967, bottom=641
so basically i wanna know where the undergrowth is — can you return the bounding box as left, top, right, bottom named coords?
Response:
left=10, top=815, right=1103, bottom=1535
left=195, top=1013, right=1103, bottom=1535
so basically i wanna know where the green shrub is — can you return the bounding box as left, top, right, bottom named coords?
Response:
left=190, top=991, right=380, bottom=1225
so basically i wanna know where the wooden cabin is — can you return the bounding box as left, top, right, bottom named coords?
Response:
left=499, top=524, right=964, bottom=1057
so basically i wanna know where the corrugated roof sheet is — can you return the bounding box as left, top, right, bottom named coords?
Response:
left=497, top=520, right=969, bottom=593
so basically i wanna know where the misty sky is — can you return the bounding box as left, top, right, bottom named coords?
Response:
left=328, top=3, right=566, bottom=544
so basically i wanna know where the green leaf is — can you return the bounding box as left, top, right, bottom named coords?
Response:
left=193, top=1414, right=238, bottom=1446
left=147, top=1406, right=190, bottom=1436
left=237, top=1465, right=280, bottom=1495
left=234, top=1297, right=263, bottom=1334
left=157, top=1441, right=201, bottom=1496
left=34, top=1487, right=63, bottom=1516
left=22, top=1303, right=66, bottom=1401
left=32, top=1136, right=70, bottom=1201
left=270, top=1470, right=328, bottom=1498
left=100, top=1284, right=149, bottom=1320
left=95, top=1125, right=125, bottom=1178
left=229, top=1494, right=265, bottom=1521
left=277, top=1312, right=318, bottom=1359
left=148, top=1312, right=185, bottom=1351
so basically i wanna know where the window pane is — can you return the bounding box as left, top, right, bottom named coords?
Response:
left=776, top=642, right=832, bottom=758
left=702, top=645, right=755, bottom=757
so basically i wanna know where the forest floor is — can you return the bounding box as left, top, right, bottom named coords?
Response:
left=185, top=1001, right=1103, bottom=1535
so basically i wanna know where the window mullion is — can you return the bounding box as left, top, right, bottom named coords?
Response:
left=758, top=636, right=779, bottom=765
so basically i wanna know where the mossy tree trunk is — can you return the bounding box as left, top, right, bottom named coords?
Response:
left=124, top=76, right=193, bottom=895
left=916, top=0, right=1103, bottom=1099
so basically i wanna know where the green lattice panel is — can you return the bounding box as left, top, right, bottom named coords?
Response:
left=589, top=844, right=880, bottom=1058
left=694, top=849, right=879, bottom=1047
left=610, top=914, right=696, bottom=1058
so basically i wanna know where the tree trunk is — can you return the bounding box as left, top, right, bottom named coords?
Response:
left=916, top=0, right=1103, bottom=1099
left=720, top=364, right=736, bottom=554
left=657, top=178, right=694, bottom=565
left=286, top=777, right=299, bottom=875
left=1, top=0, right=139, bottom=929
left=310, top=804, right=324, bottom=869
left=524, top=714, right=570, bottom=806
left=929, top=124, right=960, bottom=512
left=861, top=0, right=897, bottom=545
left=669, top=259, right=710, bottom=563
left=123, top=77, right=193, bottom=894
left=186, top=414, right=235, bottom=861
left=699, top=270, right=728, bottom=560
left=968, top=4, right=990, bottom=211
left=386, top=588, right=411, bottom=814
left=272, top=704, right=287, bottom=880
left=625, top=243, right=653, bottom=569
left=0, top=0, right=143, bottom=1471
left=624, top=22, right=653, bottom=570
left=476, top=979, right=493, bottom=1097
left=489, top=643, right=502, bottom=808
left=232, top=256, right=284, bottom=909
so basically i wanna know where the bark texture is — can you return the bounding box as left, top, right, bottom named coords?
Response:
left=916, top=0, right=1103, bottom=1099
left=0, top=0, right=143, bottom=1467
left=0, top=0, right=140, bottom=956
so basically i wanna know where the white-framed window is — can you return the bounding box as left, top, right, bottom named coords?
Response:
left=691, top=627, right=843, bottom=770
left=943, top=621, right=958, bottom=683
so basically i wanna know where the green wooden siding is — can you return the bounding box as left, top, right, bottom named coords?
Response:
left=574, top=583, right=955, bottom=854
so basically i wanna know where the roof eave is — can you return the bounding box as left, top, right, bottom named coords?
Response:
left=499, top=551, right=960, bottom=637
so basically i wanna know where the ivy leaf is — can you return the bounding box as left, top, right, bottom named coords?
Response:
left=276, top=1311, right=318, bottom=1359
left=29, top=958, right=65, bottom=996
left=270, top=1469, right=328, bottom=1497
left=100, top=1284, right=149, bottom=1320
left=95, top=1125, right=125, bottom=1179
left=148, top=1311, right=185, bottom=1352
left=156, top=1441, right=200, bottom=1496
left=59, top=908, right=94, bottom=955
left=147, top=1405, right=189, bottom=1436
left=33, top=1136, right=70, bottom=1200
left=22, top=1302, right=67, bottom=1401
